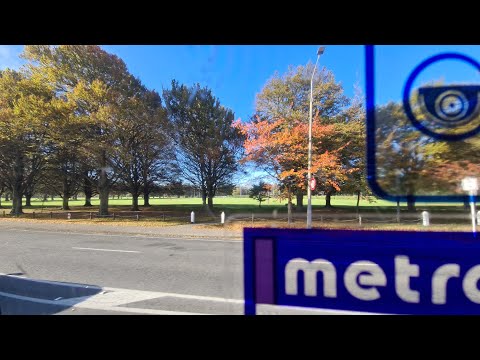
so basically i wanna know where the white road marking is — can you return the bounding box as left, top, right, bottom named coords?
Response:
left=0, top=291, right=205, bottom=315
left=0, top=290, right=72, bottom=306
left=0, top=274, right=244, bottom=303
left=256, top=304, right=386, bottom=315
left=105, top=307, right=207, bottom=315
left=0, top=272, right=101, bottom=288
left=120, top=288, right=244, bottom=304
left=72, top=247, right=140, bottom=253
left=0, top=228, right=241, bottom=242
left=0, top=274, right=243, bottom=314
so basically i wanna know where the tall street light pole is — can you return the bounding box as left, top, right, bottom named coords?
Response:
left=307, top=46, right=325, bottom=229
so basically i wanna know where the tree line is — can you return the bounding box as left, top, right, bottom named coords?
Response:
left=0, top=45, right=381, bottom=217
left=234, top=63, right=367, bottom=219
left=0, top=45, right=244, bottom=215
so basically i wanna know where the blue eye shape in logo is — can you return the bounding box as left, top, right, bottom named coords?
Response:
left=403, top=53, right=480, bottom=141
left=418, top=85, right=480, bottom=128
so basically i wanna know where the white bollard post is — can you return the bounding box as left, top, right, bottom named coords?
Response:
left=477, top=211, right=480, bottom=228
left=221, top=211, right=225, bottom=224
left=470, top=196, right=476, bottom=234
left=191, top=211, right=195, bottom=224
left=422, top=211, right=429, bottom=226
left=462, top=178, right=478, bottom=235
left=67, top=213, right=71, bottom=220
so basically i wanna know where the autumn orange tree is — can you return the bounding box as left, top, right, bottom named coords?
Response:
left=251, top=63, right=364, bottom=209
left=235, top=112, right=354, bottom=221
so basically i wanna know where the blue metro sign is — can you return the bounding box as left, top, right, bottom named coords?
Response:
left=244, top=228, right=480, bottom=315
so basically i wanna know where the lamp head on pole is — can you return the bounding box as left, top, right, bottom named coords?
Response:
left=317, top=46, right=325, bottom=56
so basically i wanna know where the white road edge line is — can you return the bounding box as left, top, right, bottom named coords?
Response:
left=0, top=273, right=245, bottom=303
left=100, top=288, right=244, bottom=304
left=72, top=247, right=140, bottom=253
left=0, top=291, right=206, bottom=315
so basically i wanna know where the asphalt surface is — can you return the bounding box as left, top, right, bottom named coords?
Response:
left=0, top=223, right=244, bottom=315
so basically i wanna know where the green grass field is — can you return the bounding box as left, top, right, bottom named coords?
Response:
left=1, top=195, right=475, bottom=231
left=0, top=195, right=471, bottom=214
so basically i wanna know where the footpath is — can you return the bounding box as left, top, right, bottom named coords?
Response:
left=0, top=219, right=243, bottom=240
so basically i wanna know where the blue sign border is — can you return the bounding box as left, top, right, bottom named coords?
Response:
left=244, top=227, right=480, bottom=315
left=365, top=45, right=480, bottom=202
left=402, top=53, right=480, bottom=142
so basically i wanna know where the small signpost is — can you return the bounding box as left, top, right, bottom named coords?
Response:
left=244, top=228, right=480, bottom=315
left=462, top=177, right=478, bottom=234
left=310, top=177, right=316, bottom=191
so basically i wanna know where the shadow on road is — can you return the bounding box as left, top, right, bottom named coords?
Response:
left=0, top=275, right=102, bottom=315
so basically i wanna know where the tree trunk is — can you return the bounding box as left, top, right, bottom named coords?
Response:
left=5, top=193, right=9, bottom=202
left=296, top=191, right=304, bottom=210
left=207, top=196, right=214, bottom=211
left=356, top=190, right=361, bottom=213
left=143, top=188, right=150, bottom=207
left=25, top=193, right=32, bottom=207
left=11, top=191, right=23, bottom=215
left=325, top=190, right=333, bottom=208
left=287, top=192, right=293, bottom=225
left=11, top=196, right=17, bottom=216
left=407, top=195, right=416, bottom=213
left=396, top=199, right=401, bottom=223
left=62, top=176, right=70, bottom=210
left=73, top=194, right=78, bottom=201
left=131, top=193, right=139, bottom=211
left=11, top=152, right=24, bottom=216
left=51, top=195, right=54, bottom=201
left=83, top=171, right=93, bottom=207
left=201, top=188, right=207, bottom=207
left=43, top=194, right=48, bottom=202
left=99, top=189, right=109, bottom=215
left=62, top=196, right=70, bottom=211
left=84, top=197, right=92, bottom=207
left=98, top=151, right=109, bottom=216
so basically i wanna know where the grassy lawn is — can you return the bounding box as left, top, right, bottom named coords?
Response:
left=0, top=195, right=474, bottom=231
left=0, top=195, right=470, bottom=213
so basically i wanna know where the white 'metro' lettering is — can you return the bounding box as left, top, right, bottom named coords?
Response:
left=284, top=255, right=480, bottom=305
left=344, top=261, right=386, bottom=301
left=395, top=255, right=420, bottom=303
left=431, top=264, right=460, bottom=305
left=463, top=265, right=480, bottom=304
left=285, top=258, right=336, bottom=298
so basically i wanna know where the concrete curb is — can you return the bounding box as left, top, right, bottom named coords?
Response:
left=0, top=219, right=243, bottom=241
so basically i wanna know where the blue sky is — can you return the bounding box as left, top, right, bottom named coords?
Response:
left=1, top=45, right=479, bottom=185
left=0, top=45, right=365, bottom=121
left=102, top=45, right=365, bottom=121
left=1, top=45, right=479, bottom=122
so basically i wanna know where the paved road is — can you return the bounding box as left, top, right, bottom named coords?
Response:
left=0, top=225, right=244, bottom=315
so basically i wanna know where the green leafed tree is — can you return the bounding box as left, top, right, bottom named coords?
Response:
left=249, top=181, right=271, bottom=207
left=163, top=80, right=245, bottom=212
left=110, top=86, right=177, bottom=211
left=254, top=63, right=364, bottom=209
left=0, top=68, right=54, bottom=215
left=22, top=45, right=141, bottom=215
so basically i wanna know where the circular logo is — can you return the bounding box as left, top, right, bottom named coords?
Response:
left=402, top=53, right=480, bottom=141
left=436, top=90, right=467, bottom=122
